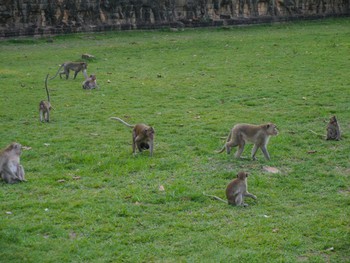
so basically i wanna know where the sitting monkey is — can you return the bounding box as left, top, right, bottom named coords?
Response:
left=82, top=74, right=99, bottom=90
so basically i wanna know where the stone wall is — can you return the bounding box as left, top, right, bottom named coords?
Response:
left=0, top=0, right=349, bottom=37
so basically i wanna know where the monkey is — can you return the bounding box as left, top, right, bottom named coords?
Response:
left=217, top=123, right=278, bottom=160
left=39, top=74, right=53, bottom=122
left=326, top=116, right=341, bottom=141
left=110, top=117, right=155, bottom=156
left=82, top=74, right=99, bottom=90
left=204, top=171, right=257, bottom=206
left=226, top=171, right=257, bottom=206
left=0, top=142, right=26, bottom=184
left=50, top=62, right=88, bottom=80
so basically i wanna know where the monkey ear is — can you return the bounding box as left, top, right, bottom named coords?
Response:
left=266, top=124, right=270, bottom=129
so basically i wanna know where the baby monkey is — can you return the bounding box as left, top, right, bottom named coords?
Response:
left=204, top=171, right=257, bottom=206
left=110, top=117, right=155, bottom=156
left=82, top=74, right=99, bottom=89
left=326, top=116, right=341, bottom=140
left=217, top=123, right=278, bottom=160
left=39, top=74, right=53, bottom=122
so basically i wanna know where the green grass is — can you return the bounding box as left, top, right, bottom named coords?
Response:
left=1, top=18, right=349, bottom=262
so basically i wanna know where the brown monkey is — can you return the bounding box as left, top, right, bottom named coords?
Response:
left=217, top=123, right=278, bottom=160
left=110, top=117, right=155, bottom=156
left=50, top=62, right=88, bottom=80
left=0, top=142, right=26, bottom=184
left=204, top=171, right=257, bottom=206
left=39, top=74, right=53, bottom=122
left=326, top=116, right=341, bottom=140
left=82, top=74, right=99, bottom=89
left=226, top=171, right=257, bottom=206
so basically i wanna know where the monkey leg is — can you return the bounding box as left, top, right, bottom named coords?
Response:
left=260, top=145, right=270, bottom=160
left=226, top=138, right=239, bottom=154
left=73, top=71, right=79, bottom=79
left=2, top=171, right=21, bottom=184
left=235, top=194, right=248, bottom=206
left=149, top=142, right=153, bottom=157
left=46, top=111, right=50, bottom=122
left=136, top=142, right=144, bottom=152
left=132, top=133, right=139, bottom=155
left=17, top=165, right=26, bottom=181
left=227, top=197, right=236, bottom=205
left=59, top=70, right=66, bottom=79
left=251, top=145, right=258, bottom=160
left=234, top=141, right=245, bottom=158
left=40, top=110, right=44, bottom=122
left=245, top=192, right=257, bottom=200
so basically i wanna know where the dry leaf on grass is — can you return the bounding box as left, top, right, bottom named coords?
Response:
left=307, top=150, right=317, bottom=154
left=263, top=166, right=280, bottom=174
left=22, top=146, right=32, bottom=150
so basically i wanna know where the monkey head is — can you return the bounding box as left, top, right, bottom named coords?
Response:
left=8, top=142, right=22, bottom=155
left=266, top=123, right=278, bottom=136
left=89, top=74, right=96, bottom=81
left=329, top=116, right=337, bottom=124
left=81, top=62, right=88, bottom=69
left=144, top=127, right=155, bottom=139
left=237, top=171, right=248, bottom=180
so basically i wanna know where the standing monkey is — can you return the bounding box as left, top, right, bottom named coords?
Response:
left=50, top=62, right=88, bottom=80
left=226, top=171, right=257, bottom=206
left=326, top=116, right=341, bottom=140
left=39, top=74, right=52, bottom=122
left=110, top=117, right=155, bottom=156
left=204, top=171, right=257, bottom=206
left=217, top=123, right=278, bottom=160
left=0, top=142, right=26, bottom=184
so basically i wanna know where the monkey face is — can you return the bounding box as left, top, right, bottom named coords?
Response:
left=329, top=116, right=337, bottom=124
left=266, top=123, right=278, bottom=136
left=10, top=143, right=22, bottom=155
left=144, top=127, right=155, bottom=139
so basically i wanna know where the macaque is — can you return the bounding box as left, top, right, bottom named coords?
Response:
left=50, top=62, right=88, bottom=80
left=204, top=171, right=257, bottom=206
left=39, top=74, right=52, bottom=122
left=110, top=117, right=155, bottom=156
left=82, top=74, right=99, bottom=89
left=226, top=171, right=257, bottom=206
left=0, top=142, right=26, bottom=184
left=217, top=123, right=278, bottom=160
left=326, top=116, right=341, bottom=140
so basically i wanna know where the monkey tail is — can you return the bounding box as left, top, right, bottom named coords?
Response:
left=215, top=146, right=226, bottom=154
left=110, top=117, right=134, bottom=128
left=215, top=131, right=231, bottom=153
left=45, top=73, right=50, bottom=102
left=49, top=64, right=64, bottom=80
left=203, top=192, right=227, bottom=203
left=309, top=129, right=324, bottom=138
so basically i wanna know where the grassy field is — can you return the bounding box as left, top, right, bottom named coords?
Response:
left=0, top=18, right=349, bottom=262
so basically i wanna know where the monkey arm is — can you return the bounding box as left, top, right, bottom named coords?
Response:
left=244, top=192, right=257, bottom=199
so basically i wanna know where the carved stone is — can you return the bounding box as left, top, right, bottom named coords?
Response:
left=0, top=0, right=349, bottom=37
